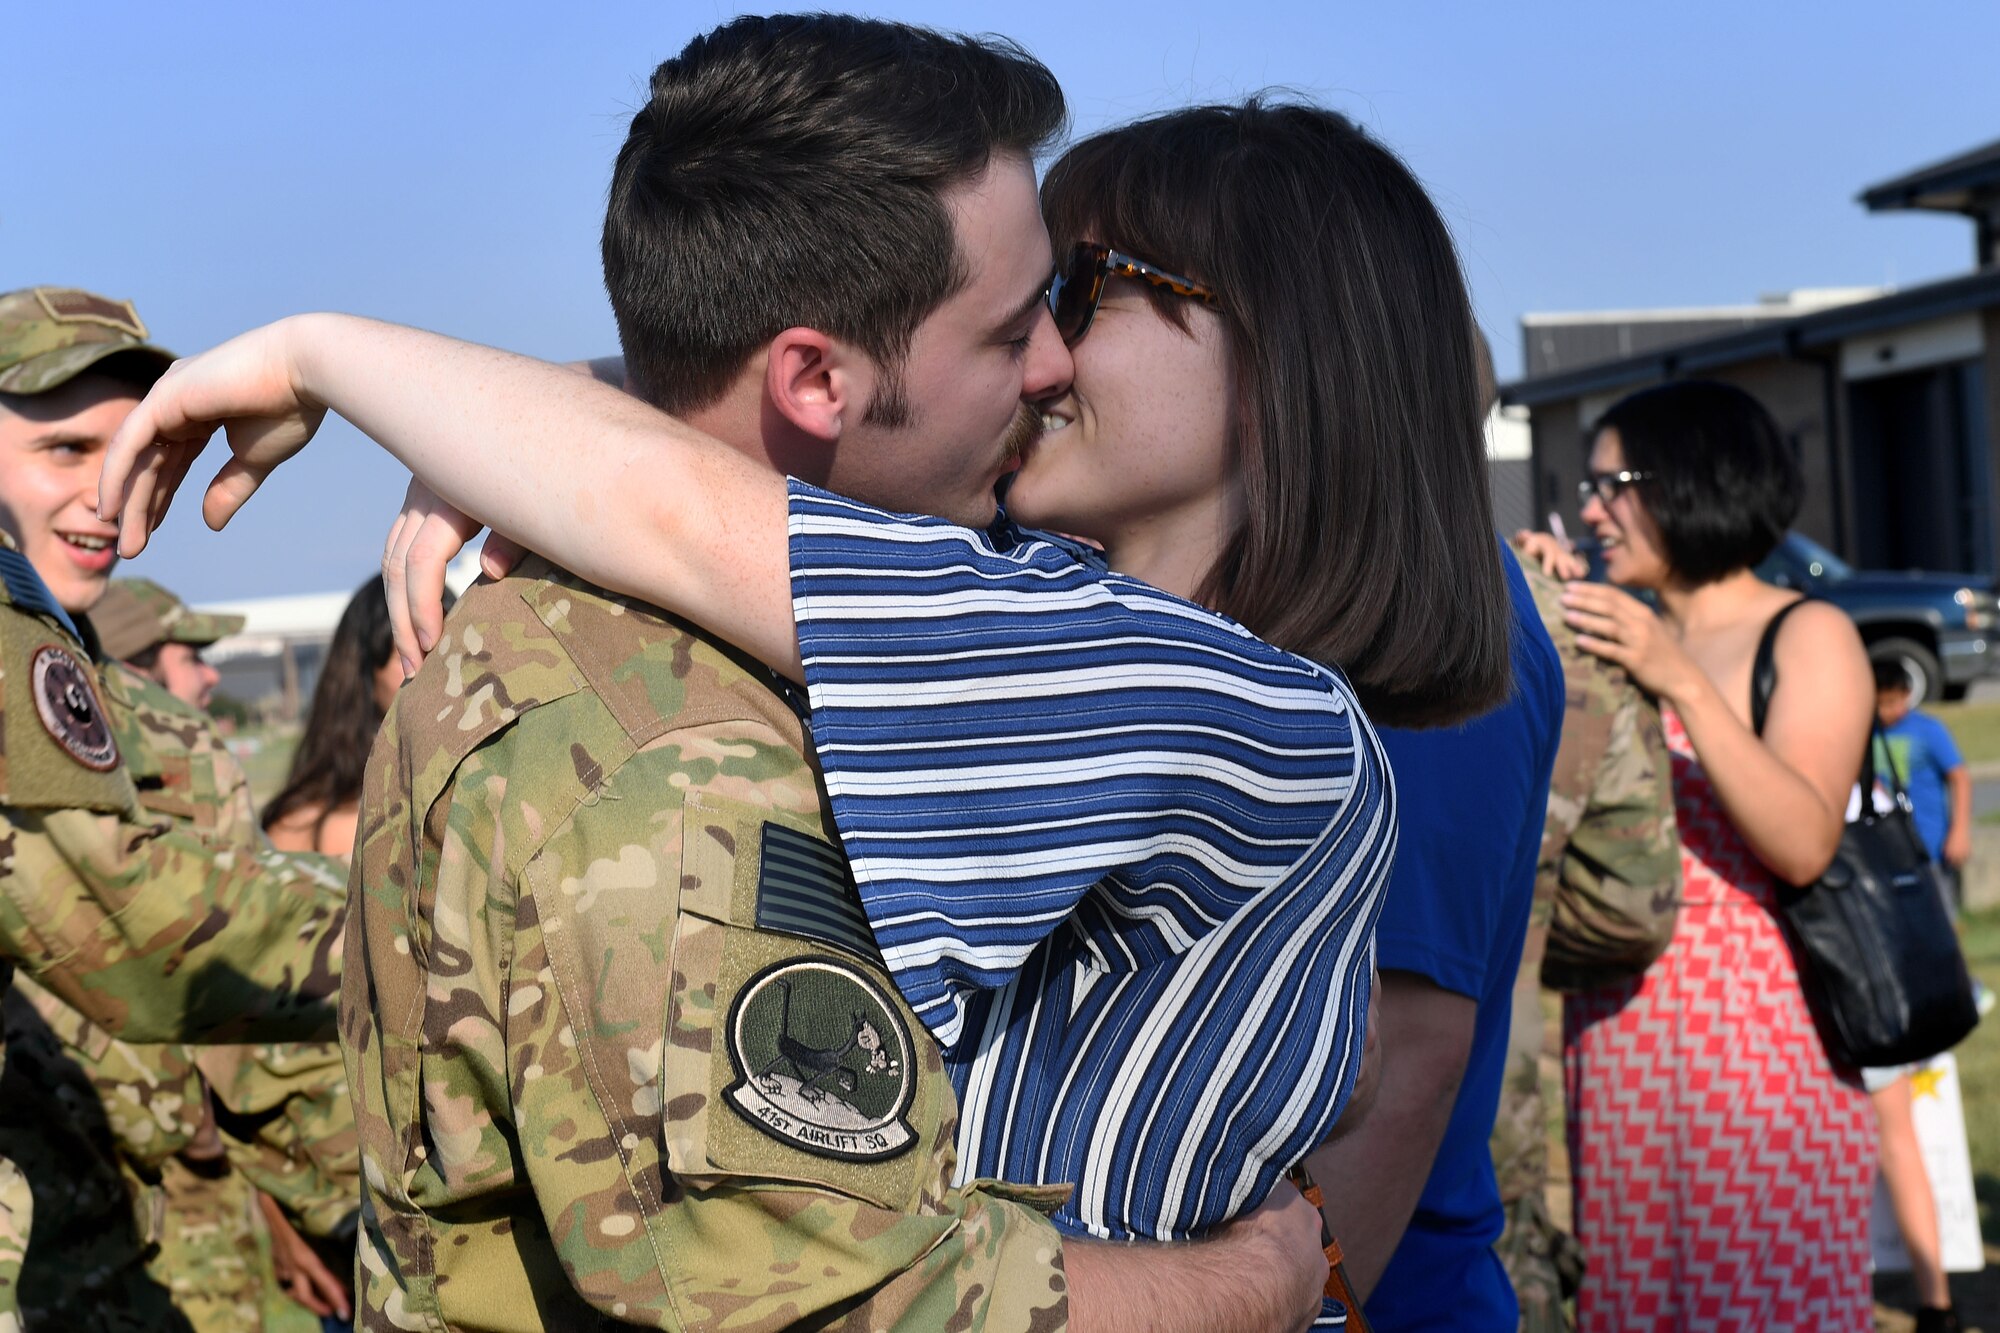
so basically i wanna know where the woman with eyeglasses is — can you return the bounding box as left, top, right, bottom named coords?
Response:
left=99, top=100, right=1510, bottom=1324
left=1520, top=380, right=1880, bottom=1332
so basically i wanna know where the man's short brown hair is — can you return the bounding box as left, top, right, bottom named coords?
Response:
left=602, top=14, right=1065, bottom=415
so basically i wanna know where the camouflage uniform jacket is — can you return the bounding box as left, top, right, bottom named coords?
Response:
left=0, top=539, right=347, bottom=1327
left=15, top=661, right=271, bottom=1191
left=17, top=659, right=359, bottom=1242
left=347, top=561, right=1069, bottom=1332
left=1491, top=554, right=1682, bottom=1331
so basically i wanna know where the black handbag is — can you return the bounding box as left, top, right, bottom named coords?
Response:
left=1752, top=599, right=1980, bottom=1068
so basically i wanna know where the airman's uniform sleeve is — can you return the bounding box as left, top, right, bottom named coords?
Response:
left=509, top=725, right=1069, bottom=1330
left=11, top=974, right=208, bottom=1167
left=198, top=1040, right=359, bottom=1240
left=88, top=655, right=360, bottom=1236
left=0, top=808, right=347, bottom=1044
left=0, top=594, right=346, bottom=1044
left=1544, top=680, right=1682, bottom=988
left=529, top=767, right=1069, bottom=1330
left=1511, top=550, right=1682, bottom=992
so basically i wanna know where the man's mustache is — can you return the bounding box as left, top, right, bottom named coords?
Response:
left=1001, top=401, right=1042, bottom=464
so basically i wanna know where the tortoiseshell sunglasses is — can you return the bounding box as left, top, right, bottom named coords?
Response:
left=1047, top=241, right=1222, bottom=346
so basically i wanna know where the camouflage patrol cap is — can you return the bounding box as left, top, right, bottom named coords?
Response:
left=0, top=286, right=176, bottom=396
left=93, top=578, right=245, bottom=661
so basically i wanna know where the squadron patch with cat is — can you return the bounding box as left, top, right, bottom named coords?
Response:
left=32, top=644, right=120, bottom=770
left=724, top=956, right=917, bottom=1162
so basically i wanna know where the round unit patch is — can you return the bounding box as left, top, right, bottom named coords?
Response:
left=31, top=645, right=119, bottom=771
left=725, top=956, right=917, bottom=1162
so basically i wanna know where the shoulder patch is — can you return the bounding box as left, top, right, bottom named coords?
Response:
left=31, top=644, right=120, bottom=770
left=755, top=822, right=878, bottom=960
left=724, top=956, right=916, bottom=1162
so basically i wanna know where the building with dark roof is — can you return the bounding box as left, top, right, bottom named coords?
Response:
left=1504, top=135, right=2000, bottom=580
left=1860, top=137, right=2000, bottom=268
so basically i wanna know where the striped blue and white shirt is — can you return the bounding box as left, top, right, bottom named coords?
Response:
left=788, top=481, right=1392, bottom=1254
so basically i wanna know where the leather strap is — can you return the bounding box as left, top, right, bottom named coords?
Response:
left=1288, top=1166, right=1372, bottom=1331
left=1749, top=596, right=1811, bottom=738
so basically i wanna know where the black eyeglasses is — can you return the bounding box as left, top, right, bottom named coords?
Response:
left=1578, top=470, right=1655, bottom=507
left=1047, top=242, right=1222, bottom=346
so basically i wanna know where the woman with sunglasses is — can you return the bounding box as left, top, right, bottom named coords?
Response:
left=1521, top=381, right=1880, bottom=1332
left=100, top=101, right=1507, bottom=1318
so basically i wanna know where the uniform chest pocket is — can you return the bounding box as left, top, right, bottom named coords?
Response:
left=661, top=792, right=956, bottom=1214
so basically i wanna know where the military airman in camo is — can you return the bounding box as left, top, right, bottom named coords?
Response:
left=1490, top=549, right=1682, bottom=1333
left=92, top=578, right=359, bottom=1329
left=101, top=19, right=1325, bottom=1333
left=0, top=285, right=350, bottom=1330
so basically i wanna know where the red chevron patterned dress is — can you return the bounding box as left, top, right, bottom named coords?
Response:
left=1564, top=707, right=1874, bottom=1332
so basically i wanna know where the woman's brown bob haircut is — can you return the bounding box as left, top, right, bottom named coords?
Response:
left=1041, top=99, right=1511, bottom=727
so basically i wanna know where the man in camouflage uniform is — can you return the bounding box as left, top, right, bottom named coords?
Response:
left=343, top=17, right=1323, bottom=1333
left=99, top=579, right=362, bottom=1245
left=1490, top=553, right=1682, bottom=1332
left=20, top=577, right=280, bottom=1332
left=0, top=285, right=349, bottom=1330
left=0, top=536, right=347, bottom=1329
left=354, top=561, right=1079, bottom=1329
left=80, top=579, right=357, bottom=1330
left=94, top=576, right=240, bottom=710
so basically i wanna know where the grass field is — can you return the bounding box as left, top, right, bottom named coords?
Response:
left=1869, top=908, right=2000, bottom=1327
left=230, top=728, right=299, bottom=811
left=1934, top=700, right=2000, bottom=770
left=1960, top=912, right=2000, bottom=1235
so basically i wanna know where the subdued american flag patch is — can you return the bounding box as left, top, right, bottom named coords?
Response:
left=755, top=822, right=880, bottom=962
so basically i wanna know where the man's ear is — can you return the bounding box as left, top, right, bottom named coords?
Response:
left=765, top=327, right=865, bottom=443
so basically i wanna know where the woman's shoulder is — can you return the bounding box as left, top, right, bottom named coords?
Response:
left=265, top=798, right=360, bottom=856
left=264, top=801, right=325, bottom=852
left=1759, top=590, right=1869, bottom=706
left=1771, top=592, right=1865, bottom=655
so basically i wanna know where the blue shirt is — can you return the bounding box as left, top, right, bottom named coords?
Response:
left=1364, top=548, right=1563, bottom=1333
left=1878, top=712, right=1964, bottom=861
left=787, top=481, right=1390, bottom=1275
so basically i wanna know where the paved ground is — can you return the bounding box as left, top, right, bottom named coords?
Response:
left=1975, top=775, right=2000, bottom=821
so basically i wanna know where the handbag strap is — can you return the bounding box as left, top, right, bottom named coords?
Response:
left=1749, top=597, right=1812, bottom=738
left=1750, top=595, right=1887, bottom=806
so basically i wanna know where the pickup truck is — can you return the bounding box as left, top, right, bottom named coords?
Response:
left=1755, top=532, right=2000, bottom=705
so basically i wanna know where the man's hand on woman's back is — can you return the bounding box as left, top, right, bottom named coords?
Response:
left=1066, top=1183, right=1330, bottom=1333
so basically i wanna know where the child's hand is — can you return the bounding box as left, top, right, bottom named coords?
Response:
left=1945, top=825, right=1972, bottom=869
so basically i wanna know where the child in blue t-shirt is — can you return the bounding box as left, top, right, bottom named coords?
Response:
left=1874, top=660, right=1972, bottom=907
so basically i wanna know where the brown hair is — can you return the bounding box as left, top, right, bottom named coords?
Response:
left=604, top=14, right=1066, bottom=416
left=1041, top=99, right=1510, bottom=727
left=261, top=576, right=450, bottom=841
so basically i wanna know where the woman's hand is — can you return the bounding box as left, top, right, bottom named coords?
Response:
left=380, top=480, right=538, bottom=675
left=98, top=317, right=327, bottom=555
left=1560, top=582, right=1703, bottom=702
left=1514, top=529, right=1588, bottom=581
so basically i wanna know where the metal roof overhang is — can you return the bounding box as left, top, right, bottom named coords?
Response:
left=1501, top=268, right=2000, bottom=408
left=1860, top=139, right=2000, bottom=214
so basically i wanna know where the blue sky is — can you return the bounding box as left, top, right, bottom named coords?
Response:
left=9, top=1, right=1996, bottom=599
